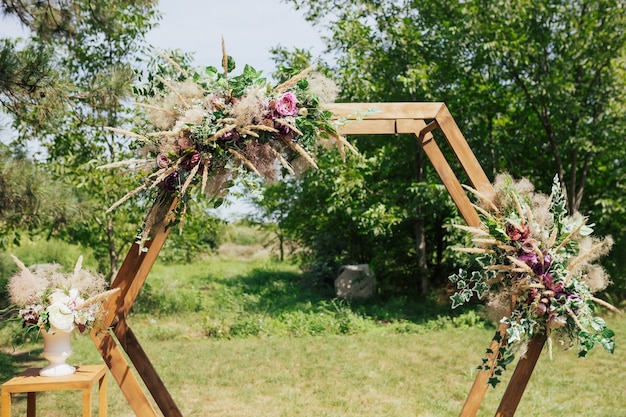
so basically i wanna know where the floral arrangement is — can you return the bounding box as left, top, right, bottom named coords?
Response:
left=7, top=255, right=119, bottom=334
left=449, top=173, right=620, bottom=387
left=101, top=42, right=354, bottom=246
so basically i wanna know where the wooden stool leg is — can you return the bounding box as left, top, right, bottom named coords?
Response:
left=2, top=391, right=11, bottom=417
left=27, top=392, right=36, bottom=417
left=82, top=387, right=92, bottom=417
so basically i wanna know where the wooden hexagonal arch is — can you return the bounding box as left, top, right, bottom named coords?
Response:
left=90, top=102, right=543, bottom=417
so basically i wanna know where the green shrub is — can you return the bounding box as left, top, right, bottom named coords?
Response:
left=202, top=317, right=231, bottom=339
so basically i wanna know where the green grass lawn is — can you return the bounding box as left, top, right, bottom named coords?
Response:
left=2, top=250, right=625, bottom=416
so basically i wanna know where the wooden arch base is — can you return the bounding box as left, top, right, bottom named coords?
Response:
left=90, top=102, right=544, bottom=417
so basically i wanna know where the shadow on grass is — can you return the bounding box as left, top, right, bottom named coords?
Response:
left=226, top=266, right=462, bottom=325
left=133, top=259, right=491, bottom=338
left=0, top=347, right=43, bottom=384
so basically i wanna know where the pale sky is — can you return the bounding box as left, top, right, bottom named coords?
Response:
left=0, top=1, right=326, bottom=71
left=147, top=0, right=327, bottom=74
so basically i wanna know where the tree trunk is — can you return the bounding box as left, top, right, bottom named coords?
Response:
left=278, top=231, right=285, bottom=262
left=415, top=214, right=429, bottom=293
left=106, top=216, right=119, bottom=277
left=414, top=141, right=429, bottom=293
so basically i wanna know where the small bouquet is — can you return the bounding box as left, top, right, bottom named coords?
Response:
left=449, top=173, right=620, bottom=386
left=7, top=255, right=119, bottom=334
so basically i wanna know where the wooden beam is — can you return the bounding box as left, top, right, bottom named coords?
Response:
left=337, top=119, right=397, bottom=135
left=410, top=120, right=482, bottom=228
left=99, top=195, right=178, bottom=328
left=90, top=329, right=158, bottom=416
left=325, top=102, right=444, bottom=120
left=459, top=321, right=509, bottom=417
left=115, top=319, right=183, bottom=417
left=494, top=335, right=546, bottom=417
left=435, top=104, right=492, bottom=196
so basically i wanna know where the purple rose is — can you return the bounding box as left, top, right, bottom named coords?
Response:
left=273, top=92, right=299, bottom=116
left=519, top=249, right=551, bottom=275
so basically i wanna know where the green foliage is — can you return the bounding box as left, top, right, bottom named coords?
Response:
left=160, top=200, right=223, bottom=264
left=0, top=148, right=88, bottom=250
left=204, top=298, right=374, bottom=339
left=221, top=221, right=269, bottom=246
left=256, top=139, right=463, bottom=294
left=281, top=0, right=626, bottom=299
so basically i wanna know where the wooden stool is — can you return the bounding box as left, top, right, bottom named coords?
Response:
left=1, top=364, right=107, bottom=417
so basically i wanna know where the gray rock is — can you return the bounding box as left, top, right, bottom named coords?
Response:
left=334, top=264, right=376, bottom=300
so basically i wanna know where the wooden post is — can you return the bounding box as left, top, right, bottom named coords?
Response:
left=404, top=119, right=483, bottom=228
left=458, top=322, right=508, bottom=417
left=494, top=335, right=546, bottom=417
left=91, top=194, right=182, bottom=417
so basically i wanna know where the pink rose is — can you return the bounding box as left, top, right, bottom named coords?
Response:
left=274, top=92, right=299, bottom=116
left=178, top=136, right=193, bottom=150
left=157, top=153, right=170, bottom=168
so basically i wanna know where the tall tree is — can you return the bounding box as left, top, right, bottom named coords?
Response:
left=1, top=0, right=160, bottom=275
left=0, top=145, right=87, bottom=249
left=284, top=0, right=626, bottom=293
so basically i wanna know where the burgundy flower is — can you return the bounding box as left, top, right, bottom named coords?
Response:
left=20, top=308, right=40, bottom=326
left=542, top=273, right=563, bottom=293
left=159, top=171, right=179, bottom=191
left=506, top=223, right=530, bottom=242
left=182, top=151, right=201, bottom=170
left=220, top=130, right=241, bottom=143
left=273, top=121, right=296, bottom=140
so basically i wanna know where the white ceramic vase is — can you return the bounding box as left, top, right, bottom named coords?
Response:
left=40, top=328, right=76, bottom=377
